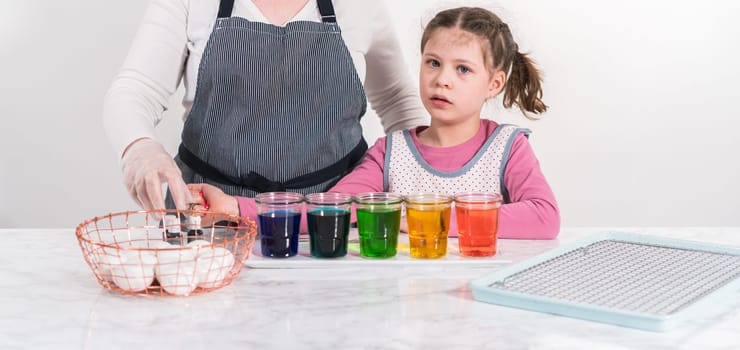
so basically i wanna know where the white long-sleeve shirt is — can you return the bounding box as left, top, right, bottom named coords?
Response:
left=103, top=0, right=428, bottom=159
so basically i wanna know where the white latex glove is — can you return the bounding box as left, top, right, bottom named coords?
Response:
left=121, top=138, right=192, bottom=211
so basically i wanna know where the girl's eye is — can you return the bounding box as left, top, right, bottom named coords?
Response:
left=457, top=65, right=471, bottom=74
left=427, top=59, right=440, bottom=68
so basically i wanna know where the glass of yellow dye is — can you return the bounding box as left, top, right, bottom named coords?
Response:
left=404, top=193, right=453, bottom=259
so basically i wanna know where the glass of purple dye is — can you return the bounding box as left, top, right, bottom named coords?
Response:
left=255, top=192, right=304, bottom=258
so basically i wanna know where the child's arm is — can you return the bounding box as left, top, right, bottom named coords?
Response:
left=188, top=137, right=389, bottom=229
left=329, top=137, right=387, bottom=194
left=188, top=185, right=309, bottom=232
left=328, top=137, right=388, bottom=225
left=499, top=134, right=560, bottom=239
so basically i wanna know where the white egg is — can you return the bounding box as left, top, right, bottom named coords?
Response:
left=103, top=250, right=127, bottom=265
left=111, top=262, right=155, bottom=292
left=186, top=240, right=213, bottom=257
left=157, top=262, right=198, bottom=296
left=98, top=249, right=127, bottom=284
left=154, top=247, right=199, bottom=295
left=148, top=240, right=173, bottom=249
left=186, top=239, right=211, bottom=247
left=156, top=248, right=196, bottom=269
left=106, top=249, right=157, bottom=292
left=91, top=252, right=114, bottom=283
left=195, top=247, right=235, bottom=289
left=111, top=265, right=154, bottom=292
left=121, top=250, right=157, bottom=265
left=147, top=240, right=176, bottom=266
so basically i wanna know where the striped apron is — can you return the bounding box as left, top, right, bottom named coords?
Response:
left=174, top=0, right=368, bottom=200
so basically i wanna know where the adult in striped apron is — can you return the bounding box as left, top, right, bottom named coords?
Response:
left=174, top=0, right=368, bottom=200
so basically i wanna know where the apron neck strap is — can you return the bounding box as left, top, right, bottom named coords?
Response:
left=218, top=0, right=336, bottom=23
left=217, top=0, right=235, bottom=18
left=317, top=0, right=336, bottom=23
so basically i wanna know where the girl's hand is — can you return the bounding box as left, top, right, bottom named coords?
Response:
left=187, top=183, right=239, bottom=217
left=400, top=216, right=408, bottom=233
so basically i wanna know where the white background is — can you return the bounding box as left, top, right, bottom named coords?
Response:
left=1, top=0, right=738, bottom=228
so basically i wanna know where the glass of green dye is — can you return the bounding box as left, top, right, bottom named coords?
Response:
left=355, top=192, right=403, bottom=258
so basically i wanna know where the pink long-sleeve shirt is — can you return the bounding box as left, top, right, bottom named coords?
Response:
left=237, top=119, right=560, bottom=239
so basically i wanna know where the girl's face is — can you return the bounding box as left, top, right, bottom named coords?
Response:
left=420, top=28, right=505, bottom=126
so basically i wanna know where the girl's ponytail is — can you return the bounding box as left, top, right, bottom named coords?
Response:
left=503, top=52, right=547, bottom=118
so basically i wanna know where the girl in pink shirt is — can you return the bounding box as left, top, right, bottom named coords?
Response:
left=189, top=7, right=559, bottom=239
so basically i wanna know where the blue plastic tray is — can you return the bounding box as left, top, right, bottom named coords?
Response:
left=470, top=231, right=740, bottom=332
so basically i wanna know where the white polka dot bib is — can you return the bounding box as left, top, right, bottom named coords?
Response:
left=383, top=124, right=530, bottom=198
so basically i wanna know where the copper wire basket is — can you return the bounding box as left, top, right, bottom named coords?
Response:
left=76, top=210, right=258, bottom=296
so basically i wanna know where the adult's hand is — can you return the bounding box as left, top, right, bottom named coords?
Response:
left=121, top=138, right=191, bottom=211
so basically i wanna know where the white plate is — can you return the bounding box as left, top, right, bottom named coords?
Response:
left=244, top=229, right=515, bottom=269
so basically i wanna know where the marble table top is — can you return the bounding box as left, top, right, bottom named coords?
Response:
left=0, top=227, right=738, bottom=349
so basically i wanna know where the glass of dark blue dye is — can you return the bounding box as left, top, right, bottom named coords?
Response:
left=255, top=192, right=304, bottom=258
left=305, top=193, right=353, bottom=258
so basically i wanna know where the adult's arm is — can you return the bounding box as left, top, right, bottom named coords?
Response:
left=337, top=1, right=428, bottom=132
left=103, top=0, right=189, bottom=159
